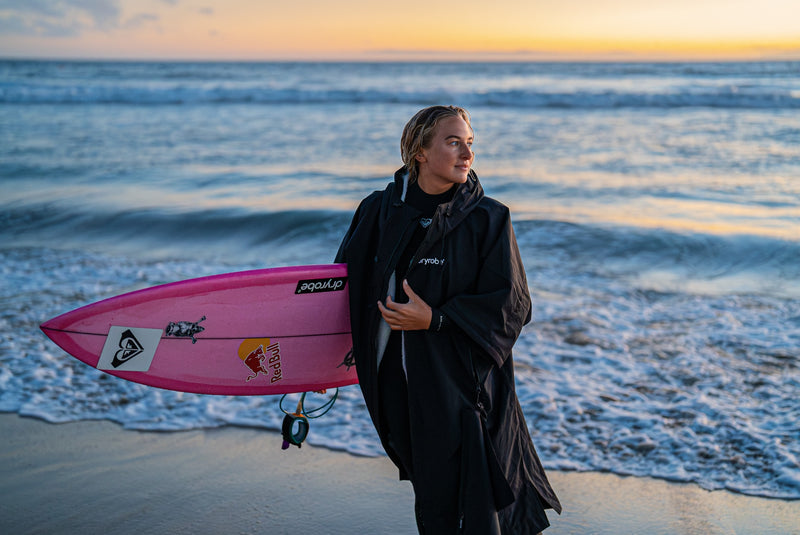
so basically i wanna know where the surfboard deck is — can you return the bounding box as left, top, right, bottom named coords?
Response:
left=40, top=264, right=356, bottom=395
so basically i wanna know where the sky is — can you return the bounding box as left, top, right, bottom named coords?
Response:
left=1, top=0, right=799, bottom=61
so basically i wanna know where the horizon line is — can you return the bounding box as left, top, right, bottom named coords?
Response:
left=3, top=54, right=800, bottom=64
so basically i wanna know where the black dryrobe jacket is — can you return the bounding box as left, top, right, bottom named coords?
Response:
left=336, top=168, right=561, bottom=534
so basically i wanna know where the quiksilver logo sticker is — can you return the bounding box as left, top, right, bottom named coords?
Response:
left=295, top=277, right=347, bottom=294
left=97, top=326, right=162, bottom=372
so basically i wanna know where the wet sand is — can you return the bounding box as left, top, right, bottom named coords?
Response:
left=0, top=414, right=796, bottom=534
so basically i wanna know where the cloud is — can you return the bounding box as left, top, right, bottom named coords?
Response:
left=123, top=12, right=159, bottom=30
left=0, top=12, right=76, bottom=38
left=0, top=0, right=157, bottom=37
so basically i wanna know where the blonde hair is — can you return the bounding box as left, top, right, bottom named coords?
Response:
left=400, top=105, right=472, bottom=183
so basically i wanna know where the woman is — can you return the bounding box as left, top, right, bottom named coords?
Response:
left=336, top=105, right=561, bottom=534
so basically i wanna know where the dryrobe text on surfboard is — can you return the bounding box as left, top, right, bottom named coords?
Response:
left=295, top=277, right=347, bottom=294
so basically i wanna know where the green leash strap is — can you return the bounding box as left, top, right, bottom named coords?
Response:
left=279, top=389, right=339, bottom=450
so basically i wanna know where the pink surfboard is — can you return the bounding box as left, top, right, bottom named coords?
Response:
left=40, top=264, right=357, bottom=395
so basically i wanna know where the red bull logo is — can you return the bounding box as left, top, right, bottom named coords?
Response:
left=238, top=338, right=283, bottom=383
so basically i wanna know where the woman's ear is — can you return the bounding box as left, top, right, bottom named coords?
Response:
left=415, top=149, right=427, bottom=163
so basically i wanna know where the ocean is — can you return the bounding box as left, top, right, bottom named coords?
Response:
left=1, top=60, right=798, bottom=500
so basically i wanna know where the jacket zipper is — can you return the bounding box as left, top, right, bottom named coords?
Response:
left=400, top=205, right=446, bottom=372
left=469, top=344, right=488, bottom=415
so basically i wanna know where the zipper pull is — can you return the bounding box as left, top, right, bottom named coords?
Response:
left=475, top=382, right=485, bottom=413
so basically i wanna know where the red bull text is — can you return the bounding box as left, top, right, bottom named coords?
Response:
left=238, top=338, right=283, bottom=384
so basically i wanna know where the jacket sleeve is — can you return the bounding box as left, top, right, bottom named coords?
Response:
left=440, top=208, right=531, bottom=369
left=334, top=203, right=360, bottom=263
left=335, top=192, right=380, bottom=264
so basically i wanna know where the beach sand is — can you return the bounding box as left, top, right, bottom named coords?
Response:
left=0, top=414, right=796, bottom=534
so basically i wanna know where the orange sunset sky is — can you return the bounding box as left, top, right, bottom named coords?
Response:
left=1, top=0, right=799, bottom=61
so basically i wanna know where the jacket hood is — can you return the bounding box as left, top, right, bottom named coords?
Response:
left=392, top=166, right=484, bottom=231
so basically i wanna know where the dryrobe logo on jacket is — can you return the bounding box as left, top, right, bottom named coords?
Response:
left=418, top=257, right=446, bottom=266
left=295, top=277, right=347, bottom=294
left=97, top=326, right=162, bottom=372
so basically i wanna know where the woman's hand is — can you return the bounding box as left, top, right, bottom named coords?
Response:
left=377, top=280, right=432, bottom=331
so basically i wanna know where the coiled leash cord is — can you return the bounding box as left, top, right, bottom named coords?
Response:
left=279, top=389, right=339, bottom=450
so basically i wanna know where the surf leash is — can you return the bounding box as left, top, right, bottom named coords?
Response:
left=279, top=389, right=339, bottom=450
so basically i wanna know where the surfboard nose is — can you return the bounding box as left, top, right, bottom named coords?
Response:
left=40, top=315, right=61, bottom=339
left=40, top=313, right=69, bottom=347
left=40, top=309, right=71, bottom=337
left=40, top=310, right=84, bottom=350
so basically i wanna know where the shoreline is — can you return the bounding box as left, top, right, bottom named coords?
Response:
left=1, top=414, right=797, bottom=534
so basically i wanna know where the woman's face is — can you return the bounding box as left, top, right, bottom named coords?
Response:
left=416, top=115, right=474, bottom=194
